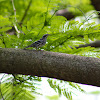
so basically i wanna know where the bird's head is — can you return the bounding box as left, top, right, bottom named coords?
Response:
left=42, top=34, right=50, bottom=38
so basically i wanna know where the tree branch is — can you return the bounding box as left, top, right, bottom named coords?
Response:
left=72, top=40, right=100, bottom=49
left=0, top=48, right=100, bottom=87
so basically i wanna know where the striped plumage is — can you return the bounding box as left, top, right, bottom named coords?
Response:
left=24, top=34, right=49, bottom=50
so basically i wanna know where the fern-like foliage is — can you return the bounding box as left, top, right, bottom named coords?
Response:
left=48, top=79, right=85, bottom=100
left=0, top=74, right=41, bottom=100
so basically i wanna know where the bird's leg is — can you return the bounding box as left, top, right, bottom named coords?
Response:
left=36, top=47, right=38, bottom=50
left=36, top=47, right=41, bottom=50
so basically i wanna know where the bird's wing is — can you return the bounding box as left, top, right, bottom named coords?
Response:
left=34, top=40, right=44, bottom=47
left=24, top=38, right=45, bottom=49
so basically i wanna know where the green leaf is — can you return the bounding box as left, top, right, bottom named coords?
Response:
left=0, top=15, right=12, bottom=32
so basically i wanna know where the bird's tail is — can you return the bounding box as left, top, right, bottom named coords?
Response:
left=24, top=45, right=31, bottom=50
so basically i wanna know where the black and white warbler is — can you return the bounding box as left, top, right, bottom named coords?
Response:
left=24, top=34, right=49, bottom=50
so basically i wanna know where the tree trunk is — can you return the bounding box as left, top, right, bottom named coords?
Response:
left=0, top=48, right=100, bottom=87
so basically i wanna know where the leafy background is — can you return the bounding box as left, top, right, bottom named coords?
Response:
left=0, top=0, right=100, bottom=100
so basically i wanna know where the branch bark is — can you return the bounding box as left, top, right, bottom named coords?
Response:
left=0, top=48, right=100, bottom=87
left=71, top=40, right=100, bottom=49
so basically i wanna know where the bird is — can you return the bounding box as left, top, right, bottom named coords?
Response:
left=24, top=34, right=49, bottom=50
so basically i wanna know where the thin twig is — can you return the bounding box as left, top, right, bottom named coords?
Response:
left=83, top=11, right=100, bottom=23
left=20, top=0, right=32, bottom=25
left=37, top=0, right=51, bottom=37
left=48, top=38, right=68, bottom=51
left=45, top=0, right=51, bottom=20
left=12, top=0, right=16, bottom=21
left=37, top=25, right=45, bottom=37
left=11, top=0, right=20, bottom=37
left=68, top=5, right=88, bottom=23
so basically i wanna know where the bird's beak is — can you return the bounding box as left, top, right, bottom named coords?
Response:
left=48, top=34, right=50, bottom=36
